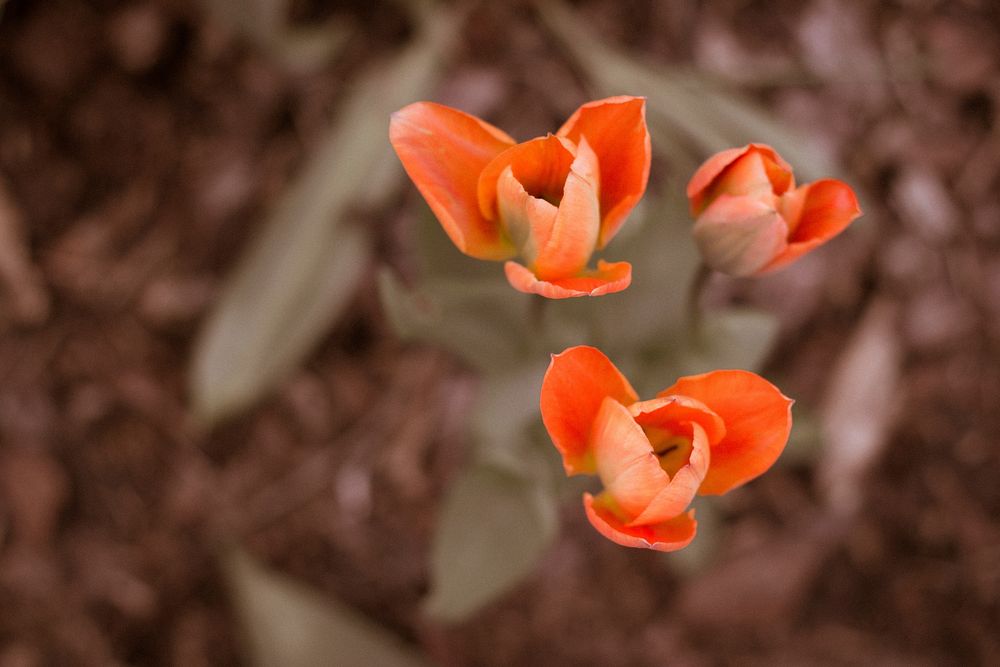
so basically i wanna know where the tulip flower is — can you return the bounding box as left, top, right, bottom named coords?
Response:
left=687, top=143, right=861, bottom=277
left=389, top=96, right=650, bottom=298
left=541, top=346, right=792, bottom=551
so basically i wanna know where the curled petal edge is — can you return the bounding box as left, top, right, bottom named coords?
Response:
left=687, top=143, right=794, bottom=216
left=584, top=493, right=697, bottom=552
left=504, top=259, right=631, bottom=299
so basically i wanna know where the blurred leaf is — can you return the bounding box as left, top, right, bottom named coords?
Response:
left=190, top=7, right=461, bottom=425
left=665, top=496, right=722, bottom=577
left=224, top=548, right=428, bottom=667
left=471, top=361, right=547, bottom=447
left=413, top=207, right=501, bottom=283
left=203, top=0, right=352, bottom=72
left=780, top=404, right=824, bottom=466
left=686, top=308, right=780, bottom=374
left=537, top=1, right=836, bottom=181
left=818, top=299, right=901, bottom=518
left=425, top=465, right=557, bottom=621
left=377, top=268, right=537, bottom=371
left=581, top=184, right=700, bottom=354
left=632, top=309, right=778, bottom=395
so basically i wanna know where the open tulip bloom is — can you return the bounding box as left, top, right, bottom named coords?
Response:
left=687, top=143, right=861, bottom=277
left=390, top=96, right=650, bottom=298
left=541, top=346, right=793, bottom=551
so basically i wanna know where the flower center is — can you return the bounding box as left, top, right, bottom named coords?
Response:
left=642, top=425, right=693, bottom=477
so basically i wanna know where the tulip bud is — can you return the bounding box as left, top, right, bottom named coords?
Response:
left=687, top=144, right=861, bottom=277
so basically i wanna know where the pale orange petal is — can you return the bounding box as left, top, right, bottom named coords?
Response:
left=557, top=96, right=651, bottom=248
left=762, top=178, right=862, bottom=273
left=692, top=195, right=789, bottom=277
left=687, top=144, right=794, bottom=216
left=590, top=397, right=667, bottom=518
left=540, top=346, right=638, bottom=475
left=629, top=423, right=710, bottom=526
left=477, top=134, right=577, bottom=221
left=533, top=137, right=601, bottom=279
left=504, top=260, right=631, bottom=299
left=495, top=166, right=559, bottom=266
left=584, top=493, right=697, bottom=552
left=659, top=370, right=793, bottom=496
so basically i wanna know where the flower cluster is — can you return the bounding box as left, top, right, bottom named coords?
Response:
left=391, top=98, right=860, bottom=551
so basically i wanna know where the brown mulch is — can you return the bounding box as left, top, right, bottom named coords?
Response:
left=1, top=0, right=998, bottom=665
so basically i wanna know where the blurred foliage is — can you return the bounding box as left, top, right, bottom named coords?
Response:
left=382, top=172, right=780, bottom=618
left=537, top=0, right=837, bottom=182
left=224, top=548, right=428, bottom=667
left=425, top=464, right=557, bottom=621
left=203, top=0, right=353, bottom=72
left=190, top=4, right=461, bottom=426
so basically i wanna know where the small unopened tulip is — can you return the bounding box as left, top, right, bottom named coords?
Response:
left=687, top=144, right=861, bottom=277
left=390, top=97, right=651, bottom=298
left=541, top=346, right=792, bottom=552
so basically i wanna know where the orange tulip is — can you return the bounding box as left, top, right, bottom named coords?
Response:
left=686, top=144, right=861, bottom=277
left=389, top=97, right=650, bottom=298
left=540, top=346, right=792, bottom=551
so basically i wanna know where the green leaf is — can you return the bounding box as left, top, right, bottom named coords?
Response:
left=664, top=496, right=723, bottom=577
left=203, top=0, right=353, bottom=72
left=537, top=1, right=836, bottom=181
left=190, top=8, right=460, bottom=425
left=377, top=268, right=537, bottom=371
left=470, top=362, right=547, bottom=448
left=425, top=465, right=557, bottom=621
left=632, top=309, right=779, bottom=396
left=223, top=548, right=428, bottom=667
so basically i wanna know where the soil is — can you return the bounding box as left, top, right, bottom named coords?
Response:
left=0, top=0, right=998, bottom=665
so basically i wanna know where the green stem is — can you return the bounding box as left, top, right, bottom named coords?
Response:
left=686, top=262, right=712, bottom=337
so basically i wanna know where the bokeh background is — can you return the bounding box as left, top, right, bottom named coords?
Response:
left=1, top=0, right=998, bottom=664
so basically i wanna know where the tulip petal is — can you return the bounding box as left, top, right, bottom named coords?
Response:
left=390, top=102, right=516, bottom=260
left=687, top=144, right=794, bottom=216
left=478, top=134, right=577, bottom=222
left=590, top=397, right=667, bottom=517
left=629, top=395, right=726, bottom=446
left=533, top=137, right=601, bottom=279
left=540, top=346, right=639, bottom=475
left=692, top=195, right=789, bottom=277
left=762, top=178, right=862, bottom=273
left=659, top=370, right=793, bottom=496
left=495, top=166, right=559, bottom=266
left=557, top=96, right=651, bottom=248
left=504, top=260, right=631, bottom=299
left=584, top=493, right=697, bottom=552
left=629, top=423, right=710, bottom=526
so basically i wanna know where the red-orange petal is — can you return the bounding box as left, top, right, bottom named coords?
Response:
left=629, top=395, right=727, bottom=446
left=557, top=96, right=651, bottom=248
left=504, top=260, right=631, bottom=299
left=584, top=493, right=697, bottom=552
left=761, top=178, right=862, bottom=273
left=687, top=144, right=794, bottom=216
left=540, top=346, right=639, bottom=475
left=659, top=370, right=793, bottom=496
left=477, top=134, right=577, bottom=222
left=390, top=102, right=516, bottom=260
